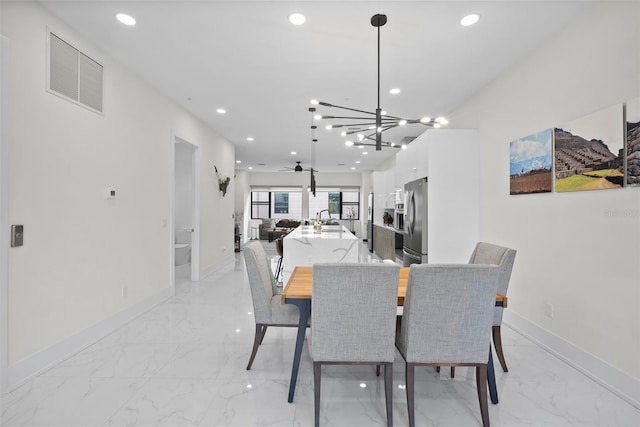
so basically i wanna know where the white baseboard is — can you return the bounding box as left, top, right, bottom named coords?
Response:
left=504, top=310, right=640, bottom=409
left=200, top=253, right=235, bottom=279
left=7, top=287, right=171, bottom=392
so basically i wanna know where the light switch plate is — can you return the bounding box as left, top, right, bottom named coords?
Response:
left=11, top=224, right=24, bottom=247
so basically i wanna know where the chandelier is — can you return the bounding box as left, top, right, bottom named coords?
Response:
left=311, top=14, right=448, bottom=151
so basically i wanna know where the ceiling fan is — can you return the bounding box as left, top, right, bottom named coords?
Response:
left=279, top=161, right=316, bottom=173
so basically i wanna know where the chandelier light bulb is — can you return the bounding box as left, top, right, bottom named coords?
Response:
left=314, top=114, right=322, bottom=120
left=401, top=144, right=408, bottom=150
left=310, top=99, right=319, bottom=105
left=377, top=127, right=383, bottom=132
left=389, top=88, right=401, bottom=95
left=420, top=117, right=431, bottom=123
left=434, top=123, right=441, bottom=129
left=340, top=131, right=347, bottom=137
left=345, top=140, right=354, bottom=146
left=436, top=116, right=449, bottom=125
left=325, top=125, right=332, bottom=130
left=399, top=120, right=407, bottom=126
left=357, top=134, right=365, bottom=141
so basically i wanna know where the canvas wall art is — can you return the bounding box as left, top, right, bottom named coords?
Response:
left=554, top=103, right=624, bottom=192
left=626, top=97, right=640, bottom=186
left=509, top=129, right=553, bottom=195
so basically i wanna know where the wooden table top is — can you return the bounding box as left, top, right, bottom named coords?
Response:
left=282, top=266, right=507, bottom=308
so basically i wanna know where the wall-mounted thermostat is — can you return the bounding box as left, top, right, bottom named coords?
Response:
left=104, top=187, right=116, bottom=199
left=11, top=224, right=24, bottom=247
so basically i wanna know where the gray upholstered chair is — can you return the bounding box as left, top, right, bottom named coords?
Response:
left=396, top=264, right=500, bottom=427
left=311, top=263, right=400, bottom=427
left=243, top=241, right=306, bottom=370
left=469, top=242, right=517, bottom=372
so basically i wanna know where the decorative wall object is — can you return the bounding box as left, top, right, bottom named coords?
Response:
left=509, top=128, right=553, bottom=195
left=214, top=165, right=231, bottom=196
left=626, top=97, right=640, bottom=186
left=554, top=103, right=624, bottom=192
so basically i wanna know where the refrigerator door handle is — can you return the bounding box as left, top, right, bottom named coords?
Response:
left=406, top=191, right=415, bottom=237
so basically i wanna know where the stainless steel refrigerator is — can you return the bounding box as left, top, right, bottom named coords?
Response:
left=403, top=177, right=428, bottom=266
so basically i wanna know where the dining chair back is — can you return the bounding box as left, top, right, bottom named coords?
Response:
left=396, top=264, right=500, bottom=427
left=243, top=242, right=306, bottom=370
left=311, top=263, right=400, bottom=427
left=469, top=242, right=516, bottom=372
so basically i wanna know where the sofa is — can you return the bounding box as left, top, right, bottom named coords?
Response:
left=259, top=218, right=301, bottom=241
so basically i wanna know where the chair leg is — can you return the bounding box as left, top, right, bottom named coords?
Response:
left=376, top=364, right=381, bottom=376
left=406, top=363, right=415, bottom=427
left=259, top=325, right=268, bottom=345
left=476, top=365, right=490, bottom=427
left=246, top=324, right=267, bottom=370
left=450, top=367, right=455, bottom=378
left=492, top=325, right=508, bottom=372
left=384, top=362, right=393, bottom=427
left=275, top=257, right=283, bottom=281
left=314, top=362, right=321, bottom=427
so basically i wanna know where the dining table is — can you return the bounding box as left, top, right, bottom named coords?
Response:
left=282, top=265, right=507, bottom=403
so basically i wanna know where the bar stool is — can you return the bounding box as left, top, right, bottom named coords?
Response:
left=275, top=237, right=284, bottom=282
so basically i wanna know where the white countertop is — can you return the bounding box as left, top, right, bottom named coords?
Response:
left=284, top=225, right=358, bottom=240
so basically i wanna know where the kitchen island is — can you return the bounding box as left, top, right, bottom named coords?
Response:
left=281, top=225, right=359, bottom=285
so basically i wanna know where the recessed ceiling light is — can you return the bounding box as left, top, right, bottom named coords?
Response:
left=362, top=151, right=368, bottom=155
left=216, top=108, right=226, bottom=114
left=355, top=160, right=361, bottom=164
left=291, top=151, right=296, bottom=155
left=460, top=14, right=480, bottom=27
left=248, top=166, right=253, bottom=170
left=289, top=13, right=306, bottom=25
left=116, top=13, right=136, bottom=26
left=246, top=137, right=254, bottom=141
left=236, top=160, right=241, bottom=164
left=389, top=88, right=401, bottom=95
left=351, top=167, right=356, bottom=170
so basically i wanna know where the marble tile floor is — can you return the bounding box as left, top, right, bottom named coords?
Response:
left=2, top=243, right=639, bottom=426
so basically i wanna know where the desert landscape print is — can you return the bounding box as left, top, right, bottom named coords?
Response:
left=510, top=128, right=553, bottom=195
left=626, top=97, right=640, bottom=186
left=554, top=104, right=624, bottom=192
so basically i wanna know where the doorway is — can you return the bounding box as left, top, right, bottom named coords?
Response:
left=173, top=136, right=200, bottom=285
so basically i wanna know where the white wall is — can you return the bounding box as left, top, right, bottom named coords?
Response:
left=1, top=2, right=235, bottom=389
left=451, top=1, right=640, bottom=404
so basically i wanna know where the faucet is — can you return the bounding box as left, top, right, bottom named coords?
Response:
left=316, top=209, right=331, bottom=222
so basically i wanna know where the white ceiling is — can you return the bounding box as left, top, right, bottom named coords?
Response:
left=39, top=0, right=592, bottom=173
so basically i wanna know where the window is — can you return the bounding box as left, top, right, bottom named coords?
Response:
left=251, top=189, right=302, bottom=219
left=251, top=191, right=270, bottom=219
left=309, top=189, right=360, bottom=220
left=274, top=192, right=289, bottom=214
